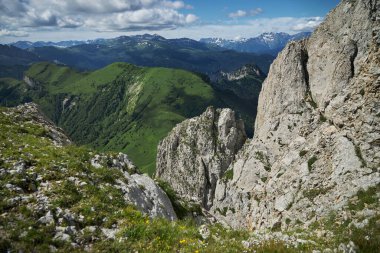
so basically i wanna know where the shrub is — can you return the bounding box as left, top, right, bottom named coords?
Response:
left=307, top=156, right=317, bottom=171
left=223, top=170, right=233, bottom=180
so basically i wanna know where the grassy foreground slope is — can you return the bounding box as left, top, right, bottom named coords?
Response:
left=1, top=104, right=377, bottom=253
left=0, top=104, right=294, bottom=253
left=1, top=62, right=221, bottom=174
left=0, top=104, right=256, bottom=252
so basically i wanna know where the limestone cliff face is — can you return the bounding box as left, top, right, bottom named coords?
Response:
left=212, top=0, right=380, bottom=230
left=157, top=0, right=380, bottom=230
left=156, top=107, right=246, bottom=209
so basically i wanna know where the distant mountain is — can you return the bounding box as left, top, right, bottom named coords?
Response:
left=10, top=35, right=172, bottom=49
left=211, top=64, right=266, bottom=137
left=0, top=45, right=42, bottom=79
left=200, top=32, right=311, bottom=56
left=11, top=40, right=87, bottom=49
left=0, top=44, right=41, bottom=65
left=21, top=34, right=274, bottom=74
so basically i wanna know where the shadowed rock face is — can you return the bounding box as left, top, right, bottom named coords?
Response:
left=156, top=107, right=246, bottom=209
left=157, top=0, right=380, bottom=230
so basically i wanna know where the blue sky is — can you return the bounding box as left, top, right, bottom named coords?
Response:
left=186, top=0, right=339, bottom=21
left=0, top=0, right=340, bottom=43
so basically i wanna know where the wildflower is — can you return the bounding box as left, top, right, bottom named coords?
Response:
left=179, top=239, right=186, bottom=244
left=145, top=219, right=150, bottom=224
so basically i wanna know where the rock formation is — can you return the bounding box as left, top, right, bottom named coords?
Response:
left=156, top=107, right=246, bottom=209
left=156, top=0, right=380, bottom=231
left=90, top=153, right=177, bottom=220
left=0, top=103, right=176, bottom=248
left=9, top=102, right=72, bottom=147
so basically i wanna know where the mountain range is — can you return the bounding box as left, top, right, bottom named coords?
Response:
left=6, top=34, right=274, bottom=74
left=200, top=32, right=311, bottom=56
left=10, top=32, right=309, bottom=56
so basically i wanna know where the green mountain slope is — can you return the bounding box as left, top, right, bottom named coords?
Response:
left=0, top=45, right=41, bottom=79
left=1, top=62, right=223, bottom=174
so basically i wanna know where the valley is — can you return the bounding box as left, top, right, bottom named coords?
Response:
left=0, top=61, right=264, bottom=174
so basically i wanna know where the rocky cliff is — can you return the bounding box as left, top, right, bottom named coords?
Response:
left=156, top=0, right=380, bottom=237
left=156, top=107, right=246, bottom=209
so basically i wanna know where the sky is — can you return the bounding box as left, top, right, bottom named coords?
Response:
left=0, top=0, right=340, bottom=43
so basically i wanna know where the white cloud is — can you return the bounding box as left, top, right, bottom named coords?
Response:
left=0, top=0, right=197, bottom=35
left=83, top=8, right=198, bottom=31
left=185, top=14, right=198, bottom=23
left=291, top=17, right=323, bottom=31
left=163, top=1, right=193, bottom=9
left=0, top=15, right=323, bottom=43
left=0, top=29, right=29, bottom=37
left=229, top=8, right=263, bottom=18
left=156, top=16, right=324, bottom=40
left=229, top=10, right=247, bottom=18
left=58, top=17, right=84, bottom=28
left=250, top=8, right=263, bottom=16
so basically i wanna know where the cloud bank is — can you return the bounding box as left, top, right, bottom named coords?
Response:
left=157, top=16, right=323, bottom=40
left=0, top=0, right=197, bottom=35
left=0, top=0, right=324, bottom=42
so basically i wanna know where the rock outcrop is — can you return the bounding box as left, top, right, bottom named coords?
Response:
left=89, top=153, right=177, bottom=220
left=211, top=64, right=266, bottom=100
left=156, top=107, right=246, bottom=209
left=8, top=103, right=72, bottom=146
left=157, top=0, right=380, bottom=232
left=212, top=0, right=380, bottom=230
left=0, top=103, right=176, bottom=249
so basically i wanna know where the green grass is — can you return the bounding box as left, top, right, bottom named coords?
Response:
left=299, top=150, right=308, bottom=157
left=303, top=186, right=334, bottom=202
left=223, top=170, right=234, bottom=181
left=319, top=113, right=327, bottom=123
left=25, top=62, right=84, bottom=94
left=348, top=184, right=380, bottom=211
left=112, top=67, right=217, bottom=174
